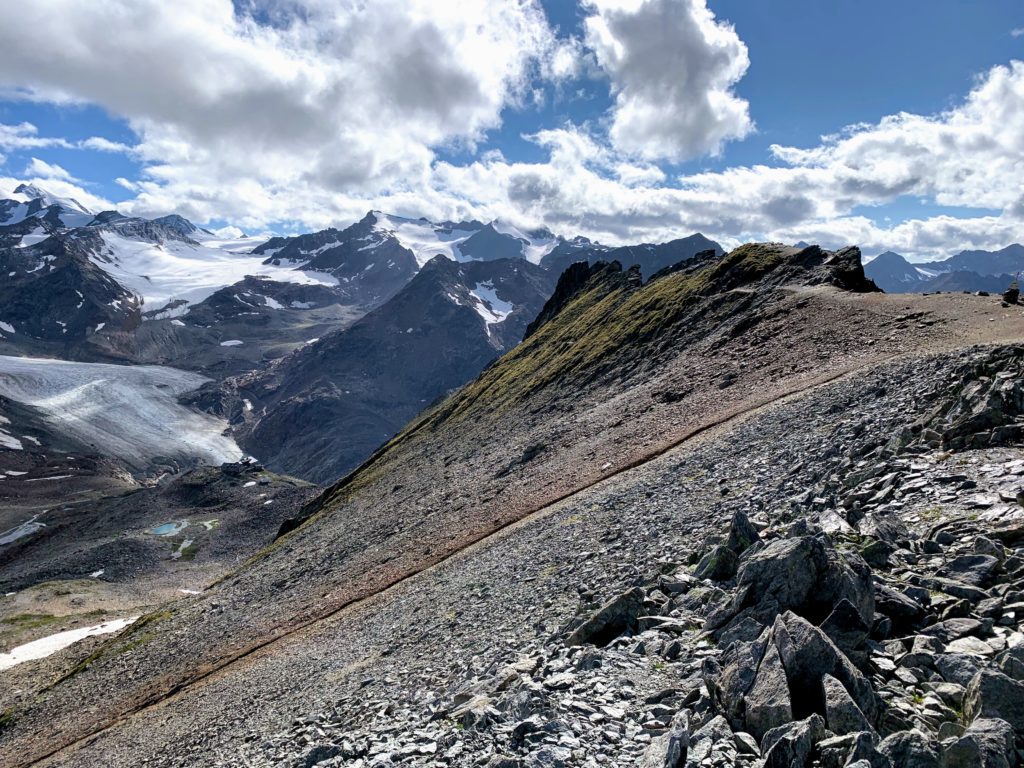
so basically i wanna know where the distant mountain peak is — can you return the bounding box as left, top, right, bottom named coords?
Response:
left=13, top=183, right=92, bottom=215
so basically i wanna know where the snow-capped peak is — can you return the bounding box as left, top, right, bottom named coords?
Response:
left=13, top=183, right=92, bottom=215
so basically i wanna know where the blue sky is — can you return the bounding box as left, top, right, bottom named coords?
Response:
left=0, top=0, right=1021, bottom=259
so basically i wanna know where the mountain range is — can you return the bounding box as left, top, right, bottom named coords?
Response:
left=0, top=184, right=728, bottom=483
left=864, top=245, right=1024, bottom=293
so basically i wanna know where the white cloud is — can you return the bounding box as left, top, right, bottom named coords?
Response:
left=81, top=136, right=134, bottom=153
left=583, top=0, right=753, bottom=161
left=1012, top=27, right=1024, bottom=38
left=0, top=122, right=73, bottom=151
left=0, top=0, right=567, bottom=225
left=427, top=61, right=1024, bottom=260
left=24, top=157, right=75, bottom=181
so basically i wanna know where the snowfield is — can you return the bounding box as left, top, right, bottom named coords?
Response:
left=0, top=356, right=242, bottom=468
left=0, top=616, right=138, bottom=671
left=369, top=212, right=558, bottom=267
left=94, top=234, right=338, bottom=312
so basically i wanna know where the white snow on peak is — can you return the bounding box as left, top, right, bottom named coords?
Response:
left=368, top=211, right=478, bottom=267
left=468, top=281, right=514, bottom=336
left=366, top=212, right=559, bottom=266
left=94, top=233, right=338, bottom=312
left=0, top=355, right=242, bottom=468
left=489, top=220, right=558, bottom=264
left=13, top=183, right=92, bottom=215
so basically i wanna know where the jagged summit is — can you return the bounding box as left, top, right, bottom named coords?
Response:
left=13, top=182, right=92, bottom=215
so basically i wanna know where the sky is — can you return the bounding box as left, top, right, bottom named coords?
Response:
left=0, top=0, right=1021, bottom=260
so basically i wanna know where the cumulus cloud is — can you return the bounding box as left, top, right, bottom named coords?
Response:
left=24, top=157, right=75, bottom=180
left=583, top=0, right=753, bottom=161
left=0, top=0, right=568, bottom=225
left=429, top=61, right=1024, bottom=259
left=0, top=122, right=73, bottom=151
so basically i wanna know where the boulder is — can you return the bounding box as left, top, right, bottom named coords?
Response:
left=918, top=618, right=984, bottom=645
left=995, top=645, right=1024, bottom=681
left=745, top=639, right=793, bottom=741
left=566, top=587, right=644, bottom=646
left=820, top=598, right=871, bottom=667
left=877, top=729, right=940, bottom=768
left=728, top=536, right=874, bottom=627
left=939, top=718, right=1016, bottom=768
left=686, top=715, right=734, bottom=767
left=935, top=654, right=983, bottom=687
left=726, top=509, right=761, bottom=554
left=703, top=630, right=771, bottom=729
left=937, top=555, right=1001, bottom=589
left=823, top=673, right=874, bottom=736
left=694, top=544, right=739, bottom=581
left=817, top=732, right=888, bottom=768
left=874, top=583, right=926, bottom=632
left=773, top=613, right=877, bottom=724
left=761, top=714, right=830, bottom=768
left=963, top=669, right=1024, bottom=730
left=640, top=711, right=688, bottom=768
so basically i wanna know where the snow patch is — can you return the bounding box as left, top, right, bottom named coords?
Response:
left=468, top=281, right=514, bottom=335
left=0, top=616, right=139, bottom=671
left=220, top=339, right=244, bottom=347
left=0, top=514, right=44, bottom=545
left=0, top=322, right=15, bottom=334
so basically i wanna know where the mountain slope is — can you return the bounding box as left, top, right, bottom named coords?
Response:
left=209, top=256, right=557, bottom=482
left=10, top=243, right=1024, bottom=767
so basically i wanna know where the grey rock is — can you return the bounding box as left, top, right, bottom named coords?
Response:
left=774, top=612, right=877, bottom=724
left=937, top=555, right=1001, bottom=589
left=694, top=544, right=739, bottom=581
left=566, top=587, right=645, bottom=646
left=918, top=618, right=984, bottom=644
left=963, top=669, right=1024, bottom=730
left=761, top=714, right=829, bottom=768
left=726, top=509, right=761, bottom=555
left=639, top=713, right=688, bottom=768
left=823, top=673, right=874, bottom=736
left=821, top=598, right=872, bottom=666
left=686, top=715, right=733, bottom=766
left=877, top=729, right=940, bottom=768
left=817, top=732, right=888, bottom=768
left=729, top=536, right=874, bottom=627
left=939, top=718, right=1016, bottom=768
left=936, top=653, right=983, bottom=687
left=994, top=644, right=1024, bottom=681
left=745, top=636, right=793, bottom=741
left=874, top=583, right=926, bottom=632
